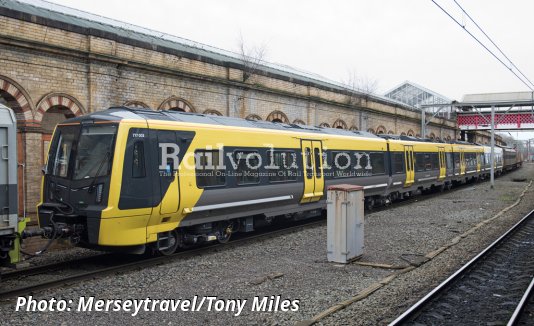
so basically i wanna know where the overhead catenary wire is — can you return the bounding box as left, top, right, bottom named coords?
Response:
left=430, top=0, right=534, bottom=91
left=452, top=0, right=534, bottom=89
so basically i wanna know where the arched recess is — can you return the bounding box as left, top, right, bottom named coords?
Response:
left=367, top=128, right=375, bottom=134
left=35, top=93, right=86, bottom=203
left=375, top=125, right=387, bottom=134
left=158, top=96, right=195, bottom=112
left=407, top=129, right=415, bottom=137
left=428, top=132, right=436, bottom=140
left=400, top=132, right=407, bottom=136
left=266, top=110, right=289, bottom=123
left=35, top=93, right=85, bottom=130
left=292, top=119, right=305, bottom=125
left=245, top=114, right=262, bottom=121
left=203, top=109, right=223, bottom=116
left=349, top=125, right=358, bottom=131
left=0, top=76, right=34, bottom=124
left=416, top=134, right=421, bottom=138
left=446, top=135, right=452, bottom=141
left=0, top=76, right=34, bottom=216
left=435, top=137, right=441, bottom=141
left=319, top=122, right=330, bottom=128
left=124, top=100, right=149, bottom=108
left=332, top=119, right=347, bottom=129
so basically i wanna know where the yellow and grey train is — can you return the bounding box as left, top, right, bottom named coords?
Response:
left=35, top=107, right=520, bottom=254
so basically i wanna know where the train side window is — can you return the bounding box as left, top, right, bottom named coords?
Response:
left=268, top=151, right=297, bottom=182
left=314, top=148, right=322, bottom=178
left=132, top=141, right=146, bottom=178
left=446, top=153, right=453, bottom=170
left=305, top=148, right=313, bottom=179
left=415, top=153, right=425, bottom=172
left=234, top=151, right=260, bottom=185
left=370, top=152, right=385, bottom=175
left=195, top=150, right=226, bottom=188
left=392, top=152, right=404, bottom=174
left=429, top=153, right=439, bottom=170
left=453, top=153, right=460, bottom=169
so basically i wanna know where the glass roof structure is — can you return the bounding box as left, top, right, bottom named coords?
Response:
left=384, top=81, right=453, bottom=119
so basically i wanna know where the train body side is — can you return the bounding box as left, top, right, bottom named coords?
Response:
left=37, top=108, right=522, bottom=252
left=0, top=104, right=21, bottom=264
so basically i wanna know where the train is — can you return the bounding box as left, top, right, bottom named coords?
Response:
left=0, top=104, right=25, bottom=265
left=34, top=107, right=522, bottom=255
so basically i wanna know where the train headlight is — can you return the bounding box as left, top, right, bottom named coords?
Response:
left=95, top=184, right=104, bottom=203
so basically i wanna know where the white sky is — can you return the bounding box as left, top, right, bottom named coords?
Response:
left=43, top=0, right=534, bottom=140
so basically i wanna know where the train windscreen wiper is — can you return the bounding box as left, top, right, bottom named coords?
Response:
left=88, top=151, right=111, bottom=193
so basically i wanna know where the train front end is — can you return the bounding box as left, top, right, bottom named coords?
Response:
left=37, top=115, right=120, bottom=250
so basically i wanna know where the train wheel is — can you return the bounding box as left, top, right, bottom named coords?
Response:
left=217, top=223, right=234, bottom=244
left=159, top=230, right=179, bottom=256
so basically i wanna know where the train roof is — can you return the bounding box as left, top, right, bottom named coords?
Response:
left=61, top=107, right=384, bottom=139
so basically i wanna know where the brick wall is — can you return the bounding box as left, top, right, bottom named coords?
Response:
left=0, top=14, right=460, bottom=215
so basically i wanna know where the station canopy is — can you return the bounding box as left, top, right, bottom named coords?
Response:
left=384, top=81, right=453, bottom=119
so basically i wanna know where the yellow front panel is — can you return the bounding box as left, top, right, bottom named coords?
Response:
left=98, top=214, right=151, bottom=246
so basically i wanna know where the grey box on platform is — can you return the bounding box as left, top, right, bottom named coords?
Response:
left=327, top=184, right=365, bottom=263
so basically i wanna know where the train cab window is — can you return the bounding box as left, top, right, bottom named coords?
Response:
left=415, top=153, right=425, bottom=172
left=314, top=148, right=322, bottom=178
left=392, top=152, right=404, bottom=174
left=268, top=151, right=297, bottom=182
left=305, top=148, right=313, bottom=179
left=333, top=151, right=351, bottom=178
left=234, top=151, right=261, bottom=185
left=132, top=141, right=145, bottom=178
left=195, top=150, right=226, bottom=188
left=370, top=152, right=385, bottom=175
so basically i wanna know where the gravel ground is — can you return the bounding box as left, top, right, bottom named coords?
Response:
left=1, top=164, right=533, bottom=325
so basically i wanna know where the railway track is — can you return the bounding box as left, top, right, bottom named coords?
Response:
left=0, top=217, right=325, bottom=302
left=389, top=208, right=534, bottom=325
left=0, top=176, right=502, bottom=300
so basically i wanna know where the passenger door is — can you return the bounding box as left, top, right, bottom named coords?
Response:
left=460, top=150, right=466, bottom=175
left=300, top=140, right=324, bottom=203
left=404, top=145, right=414, bottom=187
left=157, top=130, right=180, bottom=215
left=438, top=147, right=446, bottom=180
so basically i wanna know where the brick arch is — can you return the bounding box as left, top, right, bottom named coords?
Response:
left=407, top=129, right=415, bottom=136
left=446, top=135, right=452, bottom=141
left=124, top=100, right=149, bottom=108
left=35, top=93, right=85, bottom=124
left=416, top=134, right=421, bottom=138
left=428, top=132, right=436, bottom=140
left=266, top=110, right=289, bottom=123
left=245, top=114, right=262, bottom=121
left=388, top=130, right=394, bottom=134
left=367, top=128, right=375, bottom=134
left=349, top=125, right=358, bottom=131
left=0, top=75, right=34, bottom=124
left=319, top=122, right=330, bottom=128
left=332, top=119, right=347, bottom=129
left=375, top=125, right=387, bottom=134
left=159, top=96, right=195, bottom=112
left=400, top=132, right=407, bottom=136
left=292, top=119, right=305, bottom=125
left=203, top=109, right=222, bottom=116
